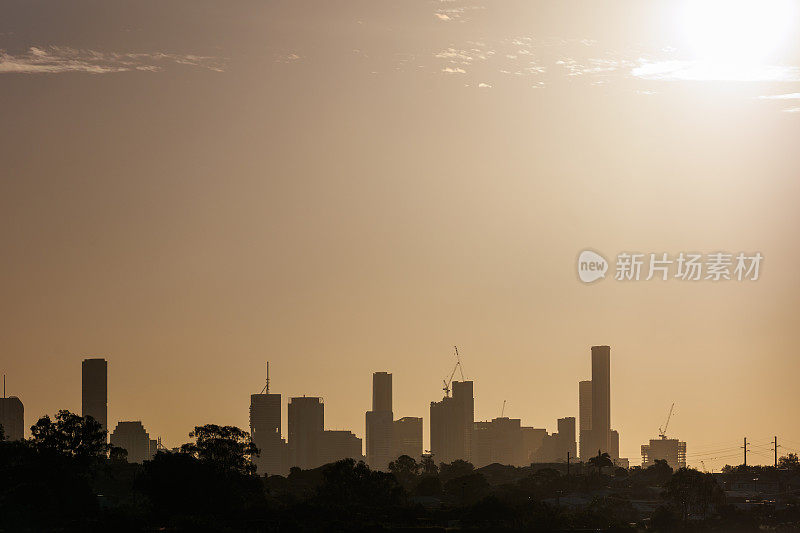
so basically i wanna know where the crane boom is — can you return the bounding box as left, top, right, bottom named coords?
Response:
left=454, top=346, right=465, bottom=380
left=443, top=346, right=465, bottom=397
left=658, top=403, right=674, bottom=439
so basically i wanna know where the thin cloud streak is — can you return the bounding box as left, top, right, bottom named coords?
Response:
left=757, top=93, right=800, bottom=100
left=0, top=47, right=225, bottom=75
left=632, top=60, right=800, bottom=82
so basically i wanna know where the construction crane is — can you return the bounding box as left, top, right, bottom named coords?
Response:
left=442, top=346, right=466, bottom=398
left=454, top=346, right=465, bottom=379
left=658, top=403, right=675, bottom=439
left=442, top=361, right=460, bottom=397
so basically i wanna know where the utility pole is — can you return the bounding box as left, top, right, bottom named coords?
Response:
left=774, top=436, right=780, bottom=468
left=742, top=437, right=748, bottom=467
left=567, top=451, right=571, bottom=477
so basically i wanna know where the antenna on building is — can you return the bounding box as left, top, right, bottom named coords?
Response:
left=2, top=374, right=5, bottom=398
left=260, top=362, right=270, bottom=394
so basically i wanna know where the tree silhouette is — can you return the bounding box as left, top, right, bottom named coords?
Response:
left=588, top=450, right=613, bottom=476
left=779, top=452, right=800, bottom=471
left=420, top=453, right=438, bottom=475
left=664, top=467, right=725, bottom=521
left=180, top=424, right=258, bottom=475
left=136, top=449, right=265, bottom=523
left=439, top=459, right=474, bottom=483
left=316, top=458, right=402, bottom=508
left=645, top=459, right=674, bottom=485
left=1, top=419, right=97, bottom=529
left=414, top=474, right=442, bottom=497
left=515, top=468, right=557, bottom=499
left=443, top=472, right=489, bottom=505
left=388, top=454, right=420, bottom=489
left=29, top=410, right=108, bottom=460
left=109, top=445, right=128, bottom=463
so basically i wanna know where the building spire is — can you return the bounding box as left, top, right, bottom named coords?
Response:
left=260, top=362, right=270, bottom=394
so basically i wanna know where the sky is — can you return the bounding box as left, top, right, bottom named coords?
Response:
left=1, top=0, right=799, bottom=470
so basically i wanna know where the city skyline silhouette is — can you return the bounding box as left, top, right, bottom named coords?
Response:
left=2, top=342, right=796, bottom=473
left=2, top=0, right=799, bottom=497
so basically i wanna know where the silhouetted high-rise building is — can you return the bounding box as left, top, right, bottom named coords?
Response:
left=82, top=358, right=108, bottom=438
left=558, top=416, right=577, bottom=460
left=372, top=371, right=392, bottom=412
left=590, top=346, right=611, bottom=455
left=288, top=396, right=324, bottom=469
left=0, top=395, right=24, bottom=441
left=250, top=393, right=286, bottom=476
left=522, top=427, right=547, bottom=463
left=318, top=430, right=363, bottom=465
left=473, top=417, right=525, bottom=467
left=452, top=380, right=474, bottom=461
left=531, top=417, right=576, bottom=463
left=430, top=380, right=474, bottom=464
left=578, top=379, right=592, bottom=460
left=392, top=416, right=423, bottom=461
left=366, top=372, right=393, bottom=471
left=110, top=421, right=156, bottom=463
left=641, top=437, right=686, bottom=470
left=610, top=429, right=620, bottom=461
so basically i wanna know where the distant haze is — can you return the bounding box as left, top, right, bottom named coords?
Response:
left=1, top=0, right=799, bottom=470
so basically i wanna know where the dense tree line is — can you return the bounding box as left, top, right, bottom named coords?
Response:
left=1, top=411, right=799, bottom=531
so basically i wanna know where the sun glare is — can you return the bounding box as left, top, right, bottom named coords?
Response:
left=680, top=0, right=796, bottom=64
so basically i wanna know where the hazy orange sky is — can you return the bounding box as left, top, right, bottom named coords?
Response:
left=1, top=0, right=799, bottom=470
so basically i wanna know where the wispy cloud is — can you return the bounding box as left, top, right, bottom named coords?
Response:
left=632, top=60, right=800, bottom=82
left=757, top=93, right=800, bottom=100
left=0, top=46, right=225, bottom=75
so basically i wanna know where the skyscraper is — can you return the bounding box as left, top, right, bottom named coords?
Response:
left=318, top=430, right=363, bottom=465
left=372, top=371, right=392, bottom=412
left=366, top=372, right=393, bottom=471
left=610, top=429, right=620, bottom=461
left=530, top=417, right=576, bottom=463
left=472, top=417, right=525, bottom=467
left=110, top=421, right=156, bottom=463
left=521, top=427, right=547, bottom=463
left=430, top=380, right=474, bottom=463
left=452, top=380, right=474, bottom=462
left=641, top=437, right=686, bottom=470
left=578, top=379, right=592, bottom=460
left=557, top=416, right=577, bottom=460
left=0, top=395, right=24, bottom=441
left=250, top=393, right=286, bottom=476
left=288, top=396, right=324, bottom=469
left=249, top=363, right=287, bottom=476
left=590, top=345, right=610, bottom=455
left=392, top=416, right=423, bottom=461
left=82, top=358, right=108, bottom=437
